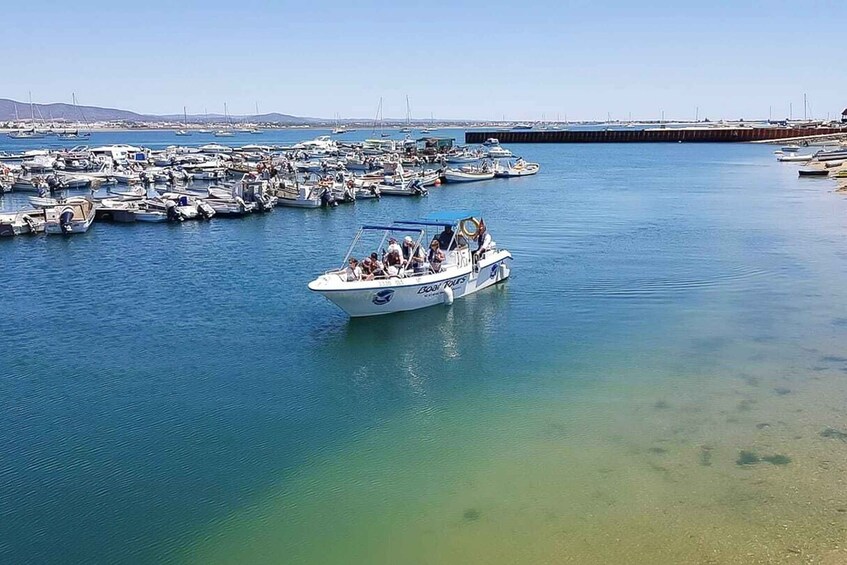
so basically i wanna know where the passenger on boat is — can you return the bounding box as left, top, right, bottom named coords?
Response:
left=401, top=236, right=415, bottom=261
left=361, top=257, right=375, bottom=280
left=437, top=225, right=457, bottom=250
left=344, top=258, right=362, bottom=281
left=428, top=239, right=445, bottom=273
left=369, top=252, right=386, bottom=278
left=385, top=249, right=403, bottom=276
left=386, top=237, right=402, bottom=258
left=473, top=220, right=492, bottom=263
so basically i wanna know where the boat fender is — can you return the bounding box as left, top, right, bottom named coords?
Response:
left=499, top=262, right=508, bottom=279
left=442, top=286, right=454, bottom=306
left=460, top=218, right=481, bottom=238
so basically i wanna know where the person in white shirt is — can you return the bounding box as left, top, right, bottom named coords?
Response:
left=386, top=237, right=402, bottom=260
left=473, top=221, right=492, bottom=264
left=344, top=258, right=363, bottom=281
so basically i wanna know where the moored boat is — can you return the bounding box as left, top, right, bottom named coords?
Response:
left=494, top=159, right=540, bottom=177
left=443, top=165, right=495, bottom=183
left=44, top=198, right=96, bottom=234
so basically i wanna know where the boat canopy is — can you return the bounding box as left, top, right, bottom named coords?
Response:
left=421, top=210, right=481, bottom=224
left=361, top=224, right=425, bottom=233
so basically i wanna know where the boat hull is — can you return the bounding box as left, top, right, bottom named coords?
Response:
left=309, top=250, right=512, bottom=317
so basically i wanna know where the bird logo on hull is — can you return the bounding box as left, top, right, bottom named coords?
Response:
left=372, top=289, right=395, bottom=305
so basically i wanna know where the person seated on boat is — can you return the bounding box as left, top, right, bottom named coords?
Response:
left=344, top=258, right=362, bottom=282
left=361, top=257, right=375, bottom=280
left=472, top=220, right=492, bottom=264
left=428, top=239, right=446, bottom=273
left=437, top=225, right=457, bottom=250
left=369, top=252, right=386, bottom=278
left=401, top=236, right=416, bottom=262
left=386, top=237, right=402, bottom=259
left=384, top=249, right=403, bottom=277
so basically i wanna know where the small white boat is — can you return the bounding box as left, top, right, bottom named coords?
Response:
left=214, top=130, right=235, bottom=137
left=175, top=130, right=192, bottom=136
left=486, top=146, right=513, bottom=159
left=44, top=198, right=96, bottom=234
left=0, top=210, right=46, bottom=236
left=276, top=184, right=334, bottom=208
left=777, top=153, right=813, bottom=162
left=494, top=159, right=540, bottom=177
left=781, top=145, right=801, bottom=153
left=308, top=211, right=512, bottom=317
left=482, top=138, right=500, bottom=146
left=377, top=179, right=428, bottom=197
left=443, top=166, right=495, bottom=183
left=133, top=210, right=168, bottom=223
left=446, top=152, right=481, bottom=164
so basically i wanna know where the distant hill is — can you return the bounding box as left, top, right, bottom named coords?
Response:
left=0, top=98, right=316, bottom=124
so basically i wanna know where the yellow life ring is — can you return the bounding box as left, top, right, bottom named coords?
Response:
left=460, top=217, right=480, bottom=238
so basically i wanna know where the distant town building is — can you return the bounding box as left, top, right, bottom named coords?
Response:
left=842, top=108, right=847, bottom=123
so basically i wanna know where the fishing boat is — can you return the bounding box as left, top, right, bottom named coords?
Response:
left=443, top=164, right=495, bottom=183
left=44, top=198, right=96, bottom=234
left=494, top=159, right=540, bottom=177
left=308, top=211, right=512, bottom=317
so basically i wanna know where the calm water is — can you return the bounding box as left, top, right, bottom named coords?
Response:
left=2, top=131, right=847, bottom=564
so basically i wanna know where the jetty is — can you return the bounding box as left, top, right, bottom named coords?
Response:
left=466, top=126, right=847, bottom=144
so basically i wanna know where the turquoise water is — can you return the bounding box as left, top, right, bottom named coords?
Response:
left=3, top=131, right=847, bottom=563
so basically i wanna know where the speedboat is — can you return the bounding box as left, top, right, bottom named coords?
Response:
left=175, top=130, right=192, bottom=136
left=44, top=198, right=96, bottom=234
left=482, top=138, right=500, bottom=146
left=308, top=211, right=512, bottom=317
left=494, top=159, right=540, bottom=177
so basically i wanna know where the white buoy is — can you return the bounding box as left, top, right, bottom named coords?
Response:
left=442, top=286, right=454, bottom=305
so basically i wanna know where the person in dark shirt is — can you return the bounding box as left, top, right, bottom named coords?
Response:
left=437, top=225, right=456, bottom=250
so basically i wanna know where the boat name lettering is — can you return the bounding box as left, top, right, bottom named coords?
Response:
left=416, top=276, right=466, bottom=295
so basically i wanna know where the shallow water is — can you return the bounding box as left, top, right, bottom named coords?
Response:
left=2, top=131, right=847, bottom=563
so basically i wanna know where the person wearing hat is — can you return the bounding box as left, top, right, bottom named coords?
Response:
left=386, top=236, right=402, bottom=260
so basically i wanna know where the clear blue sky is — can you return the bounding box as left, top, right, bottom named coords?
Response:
left=2, top=0, right=844, bottom=121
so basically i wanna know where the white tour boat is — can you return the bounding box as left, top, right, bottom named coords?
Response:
left=308, top=211, right=512, bottom=317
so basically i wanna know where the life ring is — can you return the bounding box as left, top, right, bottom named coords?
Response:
left=460, top=217, right=481, bottom=238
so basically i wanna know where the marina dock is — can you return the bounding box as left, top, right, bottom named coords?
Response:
left=466, top=126, right=847, bottom=144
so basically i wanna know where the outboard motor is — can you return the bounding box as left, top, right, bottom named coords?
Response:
left=198, top=201, right=215, bottom=220
left=58, top=207, right=74, bottom=233
left=165, top=201, right=181, bottom=222
left=410, top=179, right=427, bottom=196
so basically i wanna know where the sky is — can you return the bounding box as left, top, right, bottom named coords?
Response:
left=2, top=0, right=845, bottom=121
